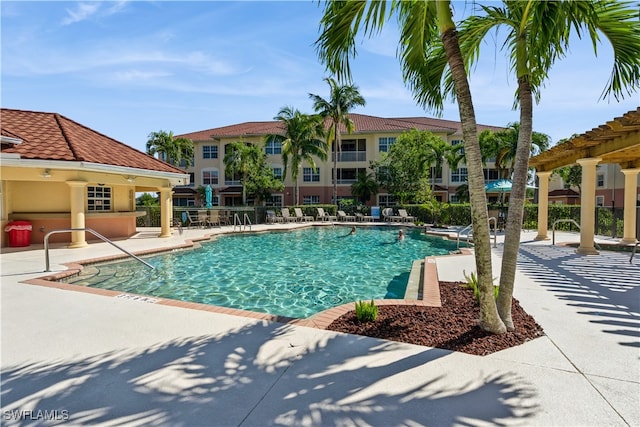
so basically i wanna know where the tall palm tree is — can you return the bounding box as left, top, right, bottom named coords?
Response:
left=309, top=77, right=366, bottom=205
left=317, top=1, right=506, bottom=333
left=146, top=130, right=194, bottom=168
left=456, top=0, right=640, bottom=329
left=270, top=106, right=328, bottom=205
left=425, top=137, right=457, bottom=194
left=223, top=140, right=261, bottom=205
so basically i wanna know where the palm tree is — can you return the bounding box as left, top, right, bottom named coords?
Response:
left=317, top=1, right=506, bottom=333
left=456, top=0, right=640, bottom=330
left=309, top=77, right=366, bottom=205
left=146, top=130, right=194, bottom=168
left=481, top=123, right=550, bottom=180
left=425, top=137, right=457, bottom=195
left=223, top=140, right=261, bottom=205
left=351, top=171, right=379, bottom=204
left=270, top=106, right=328, bottom=206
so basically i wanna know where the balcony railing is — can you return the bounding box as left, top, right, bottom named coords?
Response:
left=331, top=152, right=366, bottom=162
left=224, top=180, right=241, bottom=186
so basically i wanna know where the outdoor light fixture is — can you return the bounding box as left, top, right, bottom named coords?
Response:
left=126, top=176, right=136, bottom=183
left=41, top=169, right=51, bottom=178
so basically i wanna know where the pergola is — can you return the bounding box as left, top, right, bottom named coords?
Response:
left=530, top=107, right=640, bottom=254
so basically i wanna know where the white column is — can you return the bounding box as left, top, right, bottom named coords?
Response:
left=620, top=168, right=640, bottom=245
left=535, top=171, right=551, bottom=240
left=159, top=187, right=173, bottom=238
left=67, top=181, right=88, bottom=248
left=576, top=158, right=602, bottom=255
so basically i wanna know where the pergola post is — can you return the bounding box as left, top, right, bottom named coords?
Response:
left=620, top=168, right=640, bottom=245
left=576, top=157, right=602, bottom=255
left=159, top=187, right=173, bottom=238
left=535, top=171, right=551, bottom=240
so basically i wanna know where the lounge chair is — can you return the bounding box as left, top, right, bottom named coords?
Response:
left=355, top=213, right=374, bottom=222
left=266, top=210, right=283, bottom=224
left=294, top=208, right=314, bottom=222
left=281, top=208, right=299, bottom=223
left=337, top=210, right=356, bottom=221
left=398, top=209, right=416, bottom=223
left=382, top=208, right=397, bottom=222
left=198, top=210, right=210, bottom=227
left=316, top=207, right=337, bottom=221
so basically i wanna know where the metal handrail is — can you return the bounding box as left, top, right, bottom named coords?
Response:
left=243, top=213, right=252, bottom=231
left=552, top=219, right=601, bottom=250
left=456, top=218, right=497, bottom=249
left=44, top=228, right=154, bottom=272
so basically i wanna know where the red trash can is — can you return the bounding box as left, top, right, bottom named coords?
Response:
left=5, top=221, right=32, bottom=247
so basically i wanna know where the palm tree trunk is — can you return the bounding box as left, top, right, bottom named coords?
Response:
left=332, top=126, right=340, bottom=204
left=438, top=2, right=505, bottom=334
left=497, top=77, right=533, bottom=330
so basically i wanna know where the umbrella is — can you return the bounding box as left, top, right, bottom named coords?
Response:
left=484, top=179, right=535, bottom=193
left=205, top=185, right=213, bottom=208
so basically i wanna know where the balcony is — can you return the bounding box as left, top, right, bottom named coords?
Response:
left=331, top=151, right=366, bottom=162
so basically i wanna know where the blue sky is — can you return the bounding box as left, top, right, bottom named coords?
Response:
left=2, top=1, right=638, bottom=153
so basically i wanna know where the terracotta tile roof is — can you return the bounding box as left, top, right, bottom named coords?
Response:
left=1, top=108, right=185, bottom=174
left=177, top=113, right=504, bottom=140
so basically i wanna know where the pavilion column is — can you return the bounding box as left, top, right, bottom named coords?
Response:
left=620, top=168, right=640, bottom=245
left=535, top=171, right=551, bottom=240
left=576, top=157, right=602, bottom=255
left=159, top=187, right=173, bottom=238
left=67, top=181, right=88, bottom=248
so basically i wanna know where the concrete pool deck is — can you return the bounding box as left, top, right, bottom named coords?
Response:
left=1, top=223, right=638, bottom=426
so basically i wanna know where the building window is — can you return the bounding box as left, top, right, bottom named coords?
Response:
left=378, top=137, right=396, bottom=153
left=449, top=195, right=460, bottom=204
left=189, top=172, right=195, bottom=186
left=272, top=167, right=283, bottom=180
left=203, top=169, right=219, bottom=185
left=378, top=194, right=397, bottom=207
left=336, top=168, right=366, bottom=184
left=203, top=145, right=218, bottom=159
left=451, top=167, right=468, bottom=183
left=266, top=194, right=283, bottom=208
left=303, top=195, right=320, bottom=205
left=265, top=138, right=282, bottom=155
left=484, top=168, right=499, bottom=181
left=451, top=139, right=465, bottom=156
left=303, top=167, right=320, bottom=182
left=87, top=186, right=112, bottom=211
left=596, top=195, right=604, bottom=207
left=597, top=173, right=605, bottom=187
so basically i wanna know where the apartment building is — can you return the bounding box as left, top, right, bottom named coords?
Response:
left=176, top=113, right=504, bottom=208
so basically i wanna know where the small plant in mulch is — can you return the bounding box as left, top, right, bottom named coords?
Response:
left=462, top=270, right=499, bottom=302
left=355, top=299, right=379, bottom=322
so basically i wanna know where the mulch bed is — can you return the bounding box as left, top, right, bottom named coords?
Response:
left=327, top=281, right=545, bottom=356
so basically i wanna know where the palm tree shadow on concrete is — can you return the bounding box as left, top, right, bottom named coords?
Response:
left=516, top=244, right=640, bottom=348
left=1, top=321, right=538, bottom=426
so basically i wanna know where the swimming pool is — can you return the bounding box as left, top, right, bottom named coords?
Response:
left=69, top=226, right=462, bottom=318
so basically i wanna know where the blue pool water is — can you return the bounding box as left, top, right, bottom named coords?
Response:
left=71, top=226, right=462, bottom=318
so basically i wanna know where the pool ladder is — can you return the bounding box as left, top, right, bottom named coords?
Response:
left=44, top=228, right=154, bottom=272
left=233, top=213, right=252, bottom=232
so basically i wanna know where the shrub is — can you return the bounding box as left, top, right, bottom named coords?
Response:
left=462, top=270, right=499, bottom=303
left=355, top=299, right=379, bottom=322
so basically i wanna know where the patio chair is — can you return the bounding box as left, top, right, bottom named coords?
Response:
left=281, top=208, right=299, bottom=223
left=337, top=210, right=356, bottom=221
left=316, top=207, right=337, bottom=222
left=183, top=211, right=204, bottom=228
left=207, top=210, right=221, bottom=227
left=266, top=210, right=283, bottom=224
left=398, top=209, right=416, bottom=223
left=294, top=208, right=314, bottom=222
left=355, top=213, right=374, bottom=222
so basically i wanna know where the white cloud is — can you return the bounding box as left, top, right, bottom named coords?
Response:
left=61, top=2, right=101, bottom=25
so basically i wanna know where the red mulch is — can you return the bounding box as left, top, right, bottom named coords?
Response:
left=326, top=281, right=544, bottom=356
